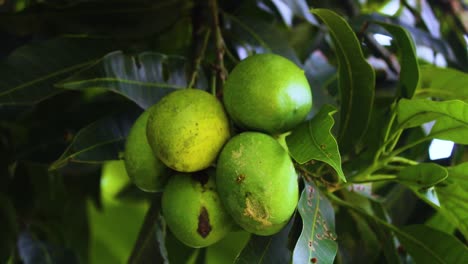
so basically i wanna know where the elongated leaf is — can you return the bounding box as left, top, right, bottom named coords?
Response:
left=0, top=37, right=115, bottom=106
left=397, top=163, right=448, bottom=188
left=18, top=231, right=79, bottom=264
left=397, top=99, right=468, bottom=129
left=0, top=194, right=17, bottom=263
left=59, top=51, right=198, bottom=109
left=271, top=0, right=317, bottom=26
left=312, top=9, right=375, bottom=154
left=223, top=14, right=300, bottom=64
left=396, top=225, right=468, bottom=264
left=417, top=66, right=468, bottom=102
left=375, top=22, right=420, bottom=99
left=49, top=110, right=140, bottom=170
left=370, top=202, right=401, bottom=264
left=430, top=117, right=468, bottom=144
left=234, top=218, right=294, bottom=264
left=293, top=181, right=337, bottom=264
left=436, top=162, right=468, bottom=239
left=286, top=104, right=345, bottom=182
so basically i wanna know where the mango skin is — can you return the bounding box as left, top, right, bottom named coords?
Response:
left=216, top=132, right=299, bottom=236
left=162, top=170, right=234, bottom=248
left=223, top=54, right=312, bottom=134
left=125, top=108, right=170, bottom=192
left=146, top=89, right=230, bottom=172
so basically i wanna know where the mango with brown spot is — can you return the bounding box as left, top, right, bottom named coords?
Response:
left=162, top=169, right=234, bottom=248
left=216, top=132, right=299, bottom=236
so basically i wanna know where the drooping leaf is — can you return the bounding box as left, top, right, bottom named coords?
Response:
left=396, top=225, right=468, bottom=264
left=234, top=218, right=294, bottom=264
left=223, top=14, right=300, bottom=64
left=0, top=37, right=116, bottom=106
left=436, top=162, right=468, bottom=239
left=397, top=99, right=468, bottom=129
left=0, top=194, right=17, bottom=263
left=59, top=51, right=200, bottom=110
left=286, top=104, right=345, bottom=182
left=312, top=9, right=375, bottom=155
left=430, top=117, right=468, bottom=144
left=49, top=110, right=141, bottom=171
left=417, top=66, right=468, bottom=102
left=397, top=163, right=448, bottom=188
left=17, top=231, right=79, bottom=264
left=128, top=195, right=168, bottom=264
left=293, top=181, right=337, bottom=264
left=374, top=22, right=420, bottom=99
left=270, top=0, right=317, bottom=26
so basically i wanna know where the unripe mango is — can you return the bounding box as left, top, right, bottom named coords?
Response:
left=216, top=132, right=299, bottom=236
left=125, top=108, right=170, bottom=192
left=146, top=89, right=230, bottom=172
left=162, top=170, right=234, bottom=248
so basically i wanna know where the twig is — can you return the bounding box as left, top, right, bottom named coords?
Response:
left=188, top=29, right=211, bottom=89
left=209, top=0, right=227, bottom=91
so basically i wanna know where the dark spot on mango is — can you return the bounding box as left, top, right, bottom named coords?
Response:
left=236, top=174, right=246, bottom=184
left=197, top=207, right=212, bottom=238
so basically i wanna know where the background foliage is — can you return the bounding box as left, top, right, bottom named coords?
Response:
left=1, top=0, right=467, bottom=263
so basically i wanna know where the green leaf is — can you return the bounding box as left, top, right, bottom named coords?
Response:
left=59, top=51, right=200, bottom=109
left=426, top=212, right=456, bottom=235
left=374, top=22, right=420, bottom=99
left=0, top=37, right=116, bottom=106
left=397, top=99, right=468, bottom=129
left=128, top=196, right=168, bottom=264
left=223, top=14, right=300, bottom=64
left=293, top=181, right=337, bottom=264
left=49, top=110, right=140, bottom=171
left=430, top=116, right=468, bottom=144
left=233, top=218, right=294, bottom=264
left=396, top=225, right=468, bottom=264
left=0, top=194, right=17, bottom=263
left=397, top=163, right=448, bottom=188
left=271, top=0, right=317, bottom=26
left=416, top=66, right=468, bottom=102
left=312, top=9, right=375, bottom=154
left=286, top=104, right=345, bottom=182
left=436, top=162, right=468, bottom=239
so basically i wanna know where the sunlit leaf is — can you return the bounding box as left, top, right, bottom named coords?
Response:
left=0, top=37, right=116, bottom=106
left=396, top=225, right=467, bottom=264
left=397, top=163, right=448, bottom=188
left=293, top=181, right=337, bottom=264
left=49, top=110, right=141, bottom=171
left=375, top=22, right=420, bottom=99
left=426, top=212, right=456, bottom=235
left=234, top=218, right=294, bottom=264
left=286, top=104, right=345, bottom=182
left=436, top=162, right=468, bottom=239
left=417, top=65, right=468, bottom=102
left=397, top=99, right=468, bottom=129
left=312, top=9, right=375, bottom=155
left=430, top=117, right=468, bottom=144
left=59, top=51, right=200, bottom=109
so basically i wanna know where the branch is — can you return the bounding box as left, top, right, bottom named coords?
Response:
left=209, top=0, right=227, bottom=92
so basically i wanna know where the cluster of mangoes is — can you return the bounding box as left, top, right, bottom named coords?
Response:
left=124, top=54, right=312, bottom=248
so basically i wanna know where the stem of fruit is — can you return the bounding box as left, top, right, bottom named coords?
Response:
left=188, top=28, right=212, bottom=89
left=209, top=0, right=227, bottom=90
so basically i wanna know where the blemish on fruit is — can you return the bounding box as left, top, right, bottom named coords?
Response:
left=236, top=174, right=246, bottom=183
left=243, top=195, right=271, bottom=226
left=197, top=206, right=212, bottom=238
